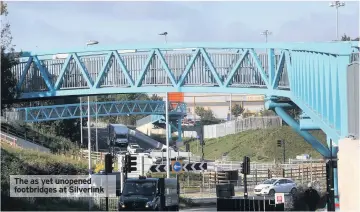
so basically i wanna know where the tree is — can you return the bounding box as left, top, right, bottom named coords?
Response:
left=341, top=34, right=359, bottom=41
left=98, top=93, right=157, bottom=126
left=195, top=106, right=220, bottom=125
left=1, top=1, right=18, bottom=111
left=150, top=94, right=163, bottom=101
left=231, top=104, right=245, bottom=117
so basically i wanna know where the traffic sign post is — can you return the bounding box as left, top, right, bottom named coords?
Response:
left=149, top=165, right=168, bottom=173
left=182, top=162, right=207, bottom=171
left=173, top=161, right=182, bottom=173
left=149, top=162, right=207, bottom=173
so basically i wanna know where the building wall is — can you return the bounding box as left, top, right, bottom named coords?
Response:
left=156, top=93, right=265, bottom=120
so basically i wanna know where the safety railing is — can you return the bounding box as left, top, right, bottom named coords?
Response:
left=0, top=119, right=54, bottom=150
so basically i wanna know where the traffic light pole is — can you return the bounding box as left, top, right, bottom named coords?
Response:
left=244, top=173, right=248, bottom=199
left=241, top=156, right=250, bottom=199
left=105, top=171, right=109, bottom=211
left=283, top=140, right=286, bottom=177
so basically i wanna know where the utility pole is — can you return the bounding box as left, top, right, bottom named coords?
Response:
left=260, top=30, right=272, bottom=43
left=329, top=1, right=345, bottom=40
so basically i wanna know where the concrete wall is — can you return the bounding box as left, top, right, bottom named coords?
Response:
left=136, top=123, right=165, bottom=136
left=338, top=137, right=360, bottom=211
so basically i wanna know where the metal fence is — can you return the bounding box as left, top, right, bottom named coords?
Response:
left=202, top=116, right=282, bottom=139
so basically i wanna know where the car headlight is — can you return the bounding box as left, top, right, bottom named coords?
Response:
left=263, top=186, right=270, bottom=190
left=145, top=201, right=153, bottom=208
left=119, top=202, right=125, bottom=208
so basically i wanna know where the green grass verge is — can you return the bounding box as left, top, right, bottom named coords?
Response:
left=1, top=144, right=100, bottom=211
left=184, top=126, right=326, bottom=162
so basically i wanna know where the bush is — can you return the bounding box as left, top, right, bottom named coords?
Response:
left=288, top=184, right=327, bottom=211
left=94, top=163, right=104, bottom=173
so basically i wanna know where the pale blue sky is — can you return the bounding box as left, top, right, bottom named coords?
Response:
left=6, top=1, right=360, bottom=52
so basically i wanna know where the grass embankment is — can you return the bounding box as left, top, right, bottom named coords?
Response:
left=1, top=143, right=99, bottom=211
left=185, top=126, right=326, bottom=162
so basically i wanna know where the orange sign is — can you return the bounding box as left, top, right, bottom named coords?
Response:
left=168, top=92, right=184, bottom=109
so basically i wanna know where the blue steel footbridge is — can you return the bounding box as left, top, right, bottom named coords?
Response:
left=12, top=42, right=358, bottom=145
left=9, top=41, right=359, bottom=208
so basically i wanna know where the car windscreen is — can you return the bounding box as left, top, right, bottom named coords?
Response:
left=262, top=179, right=277, bottom=184
left=116, top=134, right=127, bottom=139
left=122, top=181, right=157, bottom=196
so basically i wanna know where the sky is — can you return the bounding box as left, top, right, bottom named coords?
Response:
left=5, top=1, right=360, bottom=52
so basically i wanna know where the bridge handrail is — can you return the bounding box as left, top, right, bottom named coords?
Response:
left=18, top=42, right=357, bottom=57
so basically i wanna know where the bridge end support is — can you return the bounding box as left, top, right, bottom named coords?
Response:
left=337, top=137, right=360, bottom=211
left=271, top=105, right=330, bottom=157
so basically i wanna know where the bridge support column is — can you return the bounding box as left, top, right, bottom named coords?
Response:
left=266, top=102, right=330, bottom=157
left=337, top=137, right=360, bottom=211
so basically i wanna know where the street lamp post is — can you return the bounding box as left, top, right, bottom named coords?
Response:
left=159, top=32, right=168, bottom=56
left=329, top=1, right=345, bottom=41
left=260, top=30, right=272, bottom=43
left=165, top=92, right=170, bottom=178
left=85, top=40, right=99, bottom=174
left=159, top=32, right=168, bottom=43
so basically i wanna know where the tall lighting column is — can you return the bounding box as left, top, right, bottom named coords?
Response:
left=260, top=30, right=272, bottom=43
left=165, top=92, right=170, bottom=178
left=85, top=40, right=99, bottom=174
left=329, top=1, right=345, bottom=41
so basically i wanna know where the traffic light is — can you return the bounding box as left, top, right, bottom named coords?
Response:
left=125, top=154, right=137, bottom=173
left=277, top=140, right=282, bottom=147
left=241, top=156, right=250, bottom=175
left=104, top=153, right=113, bottom=173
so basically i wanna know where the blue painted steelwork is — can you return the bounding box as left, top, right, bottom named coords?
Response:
left=15, top=101, right=186, bottom=122
left=11, top=42, right=359, bottom=139
left=299, top=118, right=321, bottom=130
left=270, top=105, right=331, bottom=157
left=11, top=42, right=359, bottom=143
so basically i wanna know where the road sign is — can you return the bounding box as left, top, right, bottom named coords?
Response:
left=275, top=193, right=285, bottom=204
left=149, top=165, right=167, bottom=173
left=173, top=161, right=182, bottom=172
left=183, top=162, right=207, bottom=171
left=171, top=160, right=183, bottom=173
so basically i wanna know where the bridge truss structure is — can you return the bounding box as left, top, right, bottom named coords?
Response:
left=11, top=42, right=360, bottom=208
left=15, top=100, right=187, bottom=142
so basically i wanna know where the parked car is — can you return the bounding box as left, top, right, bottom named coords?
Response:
left=254, top=178, right=297, bottom=196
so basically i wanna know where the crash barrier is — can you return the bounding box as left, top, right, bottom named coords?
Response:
left=217, top=197, right=285, bottom=211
